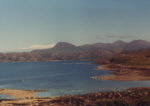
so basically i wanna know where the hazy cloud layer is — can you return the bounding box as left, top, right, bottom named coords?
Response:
left=19, top=44, right=55, bottom=51
left=97, top=34, right=135, bottom=40
left=119, top=34, right=134, bottom=39
left=107, top=34, right=134, bottom=39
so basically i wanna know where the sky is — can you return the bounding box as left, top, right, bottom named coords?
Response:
left=0, top=0, right=150, bottom=52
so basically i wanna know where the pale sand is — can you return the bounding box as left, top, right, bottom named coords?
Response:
left=0, top=89, right=42, bottom=99
left=96, top=65, right=111, bottom=70
left=0, top=89, right=55, bottom=106
left=0, top=98, right=54, bottom=106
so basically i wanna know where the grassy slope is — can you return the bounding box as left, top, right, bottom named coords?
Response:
left=105, top=49, right=150, bottom=67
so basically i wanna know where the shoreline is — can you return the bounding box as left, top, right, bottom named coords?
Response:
left=91, top=64, right=150, bottom=81
left=0, top=87, right=150, bottom=105
left=0, top=88, right=43, bottom=99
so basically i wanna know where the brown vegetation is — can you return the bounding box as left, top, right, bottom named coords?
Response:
left=0, top=50, right=116, bottom=62
left=94, top=49, right=150, bottom=81
left=1, top=88, right=150, bottom=106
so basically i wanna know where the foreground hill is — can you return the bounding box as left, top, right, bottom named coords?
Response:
left=1, top=88, right=150, bottom=106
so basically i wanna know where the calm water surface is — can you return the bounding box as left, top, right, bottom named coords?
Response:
left=0, top=61, right=150, bottom=97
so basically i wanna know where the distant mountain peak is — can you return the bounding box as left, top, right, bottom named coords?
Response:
left=124, top=40, right=150, bottom=50
left=54, top=42, right=76, bottom=48
left=113, top=40, right=126, bottom=44
left=130, top=40, right=149, bottom=44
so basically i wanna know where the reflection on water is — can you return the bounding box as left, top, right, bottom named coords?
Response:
left=0, top=61, right=150, bottom=97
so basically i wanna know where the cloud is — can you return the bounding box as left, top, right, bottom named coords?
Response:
left=96, top=35, right=106, bottom=39
left=107, top=34, right=117, bottom=38
left=106, top=34, right=134, bottom=39
left=96, top=34, right=135, bottom=41
left=96, top=34, right=117, bottom=40
left=19, top=44, right=55, bottom=50
left=119, top=34, right=134, bottom=39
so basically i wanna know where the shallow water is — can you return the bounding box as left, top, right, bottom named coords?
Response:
left=0, top=94, right=15, bottom=99
left=0, top=61, right=150, bottom=97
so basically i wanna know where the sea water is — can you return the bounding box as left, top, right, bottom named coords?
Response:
left=0, top=61, right=149, bottom=97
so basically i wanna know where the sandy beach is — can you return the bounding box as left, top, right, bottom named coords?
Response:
left=0, top=89, right=42, bottom=99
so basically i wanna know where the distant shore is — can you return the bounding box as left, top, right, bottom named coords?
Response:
left=91, top=64, right=150, bottom=81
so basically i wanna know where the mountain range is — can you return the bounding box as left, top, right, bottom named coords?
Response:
left=32, top=40, right=150, bottom=53
left=0, top=40, right=149, bottom=62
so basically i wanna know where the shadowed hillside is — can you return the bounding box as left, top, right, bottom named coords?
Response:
left=108, top=49, right=150, bottom=67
